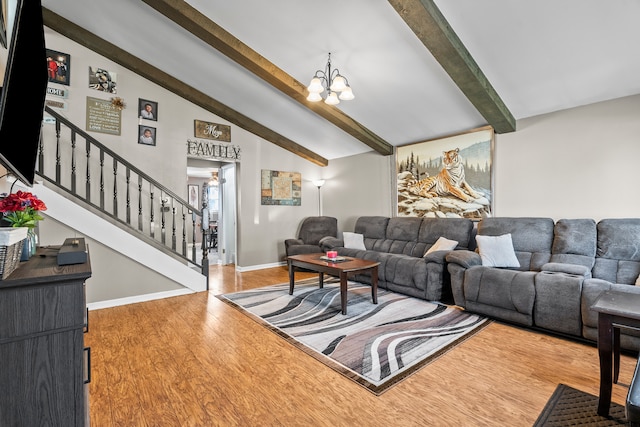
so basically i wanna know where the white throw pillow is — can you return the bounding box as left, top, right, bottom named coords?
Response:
left=343, top=232, right=366, bottom=250
left=476, top=233, right=520, bottom=268
left=424, top=236, right=458, bottom=256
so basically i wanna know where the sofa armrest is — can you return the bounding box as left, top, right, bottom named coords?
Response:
left=445, top=250, right=481, bottom=269
left=285, top=238, right=304, bottom=249
left=423, top=250, right=450, bottom=264
left=541, top=262, right=591, bottom=278
left=320, top=236, right=343, bottom=251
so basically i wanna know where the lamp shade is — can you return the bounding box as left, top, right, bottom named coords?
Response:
left=306, top=92, right=322, bottom=102
left=313, top=179, right=325, bottom=188
left=329, top=75, right=347, bottom=92
left=339, top=86, right=354, bottom=100
left=325, top=92, right=340, bottom=105
left=307, top=77, right=324, bottom=93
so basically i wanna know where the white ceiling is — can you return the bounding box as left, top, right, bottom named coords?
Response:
left=41, top=0, right=640, bottom=162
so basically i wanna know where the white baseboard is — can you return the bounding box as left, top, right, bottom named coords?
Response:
left=236, top=261, right=286, bottom=272
left=87, top=288, right=195, bottom=310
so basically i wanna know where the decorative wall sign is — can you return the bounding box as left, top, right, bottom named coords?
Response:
left=194, top=119, right=231, bottom=142
left=187, top=139, right=241, bottom=161
left=86, top=96, right=121, bottom=135
left=46, top=49, right=71, bottom=86
left=45, top=99, right=66, bottom=110
left=138, top=98, right=157, bottom=121
left=88, top=66, right=117, bottom=93
left=138, top=125, right=156, bottom=146
left=395, top=126, right=494, bottom=219
left=261, top=169, right=301, bottom=206
left=46, top=86, right=68, bottom=98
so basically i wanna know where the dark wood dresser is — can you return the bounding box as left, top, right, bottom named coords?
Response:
left=0, top=246, right=92, bottom=426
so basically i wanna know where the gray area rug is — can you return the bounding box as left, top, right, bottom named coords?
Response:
left=217, top=278, right=489, bottom=395
left=534, top=384, right=627, bottom=426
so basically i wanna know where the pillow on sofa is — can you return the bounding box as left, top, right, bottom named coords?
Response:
left=424, top=236, right=458, bottom=256
left=343, top=232, right=366, bottom=250
left=476, top=233, right=520, bottom=268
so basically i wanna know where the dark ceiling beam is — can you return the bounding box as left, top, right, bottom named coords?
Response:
left=42, top=8, right=328, bottom=167
left=388, top=0, right=516, bottom=134
left=140, top=0, right=394, bottom=156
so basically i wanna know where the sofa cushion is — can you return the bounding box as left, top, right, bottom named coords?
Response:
left=550, top=218, right=597, bottom=268
left=476, top=234, right=520, bottom=268
left=343, top=232, right=366, bottom=250
left=425, top=236, right=458, bottom=256
left=593, top=219, right=640, bottom=284
left=478, top=217, right=554, bottom=271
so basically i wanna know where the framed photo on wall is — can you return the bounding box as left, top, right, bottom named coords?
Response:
left=138, top=125, right=156, bottom=146
left=46, top=49, right=71, bottom=86
left=138, top=98, right=158, bottom=121
left=395, top=126, right=494, bottom=220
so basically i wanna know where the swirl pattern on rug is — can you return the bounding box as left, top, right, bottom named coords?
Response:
left=218, top=278, right=489, bottom=394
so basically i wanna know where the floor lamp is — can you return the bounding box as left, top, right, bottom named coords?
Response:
left=313, top=179, right=325, bottom=216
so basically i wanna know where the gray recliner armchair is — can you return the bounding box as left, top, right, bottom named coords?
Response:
left=285, top=216, right=338, bottom=257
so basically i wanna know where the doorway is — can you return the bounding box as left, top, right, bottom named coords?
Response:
left=187, top=159, right=237, bottom=266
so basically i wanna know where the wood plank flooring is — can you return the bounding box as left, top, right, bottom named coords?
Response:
left=85, top=265, right=636, bottom=426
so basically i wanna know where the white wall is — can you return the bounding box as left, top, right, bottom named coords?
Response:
left=494, top=94, right=640, bottom=220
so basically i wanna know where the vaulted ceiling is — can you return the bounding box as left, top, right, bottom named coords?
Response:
left=40, top=0, right=640, bottom=166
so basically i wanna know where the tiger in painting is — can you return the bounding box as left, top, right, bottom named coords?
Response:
left=407, top=148, right=480, bottom=203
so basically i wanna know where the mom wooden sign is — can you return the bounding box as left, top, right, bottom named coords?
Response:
left=194, top=119, right=231, bottom=142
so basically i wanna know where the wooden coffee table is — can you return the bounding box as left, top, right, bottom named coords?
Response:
left=287, top=253, right=379, bottom=315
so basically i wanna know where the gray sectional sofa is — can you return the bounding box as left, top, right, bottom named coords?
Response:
left=320, top=216, right=474, bottom=302
left=446, top=217, right=640, bottom=351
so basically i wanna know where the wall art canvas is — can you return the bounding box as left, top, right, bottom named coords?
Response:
left=46, top=49, right=70, bottom=85
left=261, top=169, right=301, bottom=206
left=396, top=126, right=494, bottom=219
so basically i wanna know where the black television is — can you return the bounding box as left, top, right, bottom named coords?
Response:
left=0, top=0, right=47, bottom=186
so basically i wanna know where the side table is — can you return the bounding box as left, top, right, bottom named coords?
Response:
left=591, top=290, right=640, bottom=416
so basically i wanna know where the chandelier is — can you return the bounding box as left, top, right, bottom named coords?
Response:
left=306, top=53, right=354, bottom=105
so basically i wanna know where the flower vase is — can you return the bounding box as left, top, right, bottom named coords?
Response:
left=20, top=230, right=36, bottom=261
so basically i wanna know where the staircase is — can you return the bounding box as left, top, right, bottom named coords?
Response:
left=34, top=106, right=209, bottom=293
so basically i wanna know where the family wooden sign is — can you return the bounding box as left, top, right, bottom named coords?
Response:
left=187, top=139, right=241, bottom=161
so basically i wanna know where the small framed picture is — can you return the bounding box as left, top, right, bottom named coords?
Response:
left=46, top=49, right=71, bottom=86
left=88, top=66, right=117, bottom=93
left=138, top=125, right=156, bottom=146
left=138, top=98, right=158, bottom=121
left=188, top=184, right=199, bottom=208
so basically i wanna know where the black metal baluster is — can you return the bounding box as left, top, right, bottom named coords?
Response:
left=150, top=184, right=155, bottom=239
left=55, top=124, right=61, bottom=184
left=85, top=141, right=91, bottom=202
left=181, top=207, right=187, bottom=256
left=70, top=131, right=77, bottom=194
left=161, top=195, right=166, bottom=244
left=191, top=211, right=197, bottom=262
left=99, top=150, right=105, bottom=209
left=126, top=168, right=131, bottom=225
left=171, top=204, right=177, bottom=251
left=138, top=176, right=143, bottom=231
left=112, top=159, right=118, bottom=217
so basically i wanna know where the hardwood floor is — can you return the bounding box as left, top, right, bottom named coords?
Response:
left=86, top=265, right=636, bottom=426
